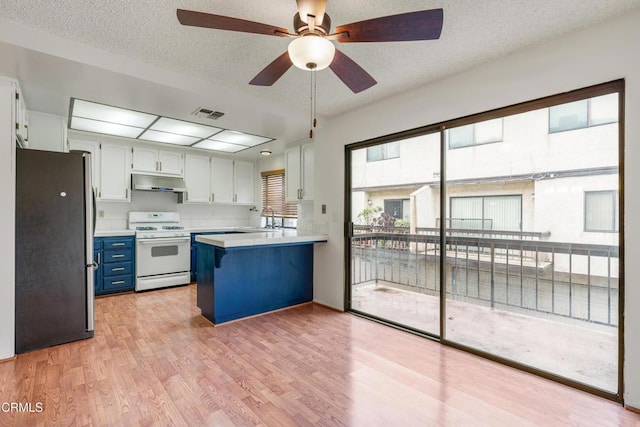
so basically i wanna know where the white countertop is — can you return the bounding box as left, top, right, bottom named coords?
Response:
left=94, top=226, right=256, bottom=237
left=94, top=229, right=136, bottom=237
left=187, top=226, right=262, bottom=233
left=195, top=229, right=328, bottom=248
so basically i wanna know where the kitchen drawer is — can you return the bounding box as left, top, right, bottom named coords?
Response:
left=104, top=248, right=132, bottom=263
left=102, top=237, right=134, bottom=250
left=102, top=274, right=134, bottom=291
left=103, top=261, right=133, bottom=277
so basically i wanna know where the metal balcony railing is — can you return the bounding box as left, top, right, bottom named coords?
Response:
left=350, top=231, right=619, bottom=326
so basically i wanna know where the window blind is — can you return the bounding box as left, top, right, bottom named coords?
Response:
left=261, top=169, right=297, bottom=218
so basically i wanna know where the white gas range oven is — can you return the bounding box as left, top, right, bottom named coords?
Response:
left=128, top=212, right=191, bottom=291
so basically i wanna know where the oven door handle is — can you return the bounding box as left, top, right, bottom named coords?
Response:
left=137, top=237, right=190, bottom=245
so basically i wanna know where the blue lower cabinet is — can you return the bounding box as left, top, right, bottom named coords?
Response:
left=94, top=235, right=135, bottom=296
left=103, top=261, right=133, bottom=277
left=102, top=274, right=134, bottom=292
left=93, top=246, right=102, bottom=294
left=191, top=232, right=226, bottom=282
left=197, top=242, right=314, bottom=324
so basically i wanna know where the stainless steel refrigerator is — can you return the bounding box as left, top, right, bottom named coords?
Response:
left=15, top=148, right=95, bottom=354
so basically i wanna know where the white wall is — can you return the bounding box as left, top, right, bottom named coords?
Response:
left=312, top=10, right=640, bottom=406
left=0, top=79, right=16, bottom=359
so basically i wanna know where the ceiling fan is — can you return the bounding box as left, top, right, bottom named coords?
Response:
left=177, top=0, right=443, bottom=94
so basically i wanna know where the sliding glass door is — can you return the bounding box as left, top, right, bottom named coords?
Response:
left=346, top=81, right=622, bottom=397
left=348, top=132, right=441, bottom=336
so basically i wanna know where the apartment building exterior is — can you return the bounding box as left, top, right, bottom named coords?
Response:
left=351, top=93, right=619, bottom=276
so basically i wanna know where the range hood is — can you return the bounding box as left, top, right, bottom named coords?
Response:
left=132, top=173, right=187, bottom=193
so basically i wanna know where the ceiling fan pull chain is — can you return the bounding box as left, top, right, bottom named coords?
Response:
left=313, top=67, right=318, bottom=129
left=309, top=66, right=318, bottom=139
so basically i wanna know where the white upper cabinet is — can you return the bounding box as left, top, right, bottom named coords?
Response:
left=69, top=139, right=130, bottom=202
left=3, top=78, right=30, bottom=145
left=182, top=154, right=211, bottom=204
left=210, top=157, right=234, bottom=204
left=132, top=147, right=183, bottom=177
left=234, top=160, right=255, bottom=205
left=211, top=157, right=255, bottom=205
left=158, top=150, right=183, bottom=175
left=131, top=146, right=156, bottom=173
left=28, top=111, right=67, bottom=152
left=301, top=143, right=314, bottom=201
left=68, top=139, right=100, bottom=195
left=99, top=143, right=131, bottom=202
left=14, top=83, right=29, bottom=145
left=285, top=142, right=314, bottom=203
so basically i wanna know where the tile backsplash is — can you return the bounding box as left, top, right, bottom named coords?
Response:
left=95, top=189, right=315, bottom=232
left=95, top=190, right=257, bottom=230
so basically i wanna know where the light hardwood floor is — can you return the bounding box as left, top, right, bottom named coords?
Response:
left=1, top=284, right=638, bottom=426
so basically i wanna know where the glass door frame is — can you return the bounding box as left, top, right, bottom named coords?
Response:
left=344, top=79, right=625, bottom=403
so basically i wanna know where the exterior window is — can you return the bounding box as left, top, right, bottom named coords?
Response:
left=367, top=142, right=400, bottom=162
left=448, top=118, right=503, bottom=149
left=383, top=199, right=410, bottom=222
left=549, top=93, right=618, bottom=133
left=261, top=169, right=297, bottom=219
left=585, top=190, right=618, bottom=232
left=449, top=195, right=522, bottom=231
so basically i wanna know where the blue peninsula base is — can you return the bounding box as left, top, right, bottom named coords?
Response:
left=196, top=242, right=314, bottom=324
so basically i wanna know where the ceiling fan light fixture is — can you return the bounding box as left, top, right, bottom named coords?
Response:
left=288, top=35, right=335, bottom=71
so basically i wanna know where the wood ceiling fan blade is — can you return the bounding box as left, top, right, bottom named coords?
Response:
left=177, top=9, right=291, bottom=37
left=249, top=51, right=293, bottom=86
left=329, top=48, right=376, bottom=94
left=334, top=9, right=443, bottom=43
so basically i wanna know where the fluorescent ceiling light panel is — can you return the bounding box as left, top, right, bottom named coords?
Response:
left=209, top=130, right=271, bottom=147
left=193, top=140, right=247, bottom=153
left=70, top=117, right=143, bottom=138
left=68, top=98, right=274, bottom=153
left=150, top=117, right=222, bottom=138
left=72, top=99, right=157, bottom=128
left=138, top=130, right=200, bottom=145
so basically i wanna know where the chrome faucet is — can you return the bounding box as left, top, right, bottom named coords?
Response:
left=263, top=206, right=275, bottom=228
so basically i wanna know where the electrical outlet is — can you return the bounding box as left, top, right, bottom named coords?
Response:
left=98, top=210, right=105, bottom=218
left=321, top=204, right=327, bottom=214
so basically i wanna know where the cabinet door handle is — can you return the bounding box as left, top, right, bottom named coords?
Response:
left=212, top=193, right=215, bottom=202
left=111, top=267, right=125, bottom=272
left=111, top=280, right=125, bottom=285
left=126, top=188, right=129, bottom=199
left=112, top=254, right=125, bottom=258
left=185, top=191, right=188, bottom=201
left=159, top=161, right=162, bottom=171
left=300, top=188, right=304, bottom=199
left=112, top=243, right=125, bottom=247
left=97, top=252, right=101, bottom=264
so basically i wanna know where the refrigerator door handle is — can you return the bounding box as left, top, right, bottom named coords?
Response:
left=84, top=152, right=95, bottom=332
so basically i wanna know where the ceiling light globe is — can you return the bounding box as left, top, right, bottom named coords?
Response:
left=288, top=35, right=335, bottom=71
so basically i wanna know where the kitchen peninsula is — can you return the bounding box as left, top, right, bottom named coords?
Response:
left=195, top=229, right=328, bottom=324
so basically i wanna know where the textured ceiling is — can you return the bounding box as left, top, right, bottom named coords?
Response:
left=0, top=0, right=638, bottom=153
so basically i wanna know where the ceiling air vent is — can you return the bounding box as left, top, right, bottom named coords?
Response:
left=192, top=107, right=225, bottom=120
